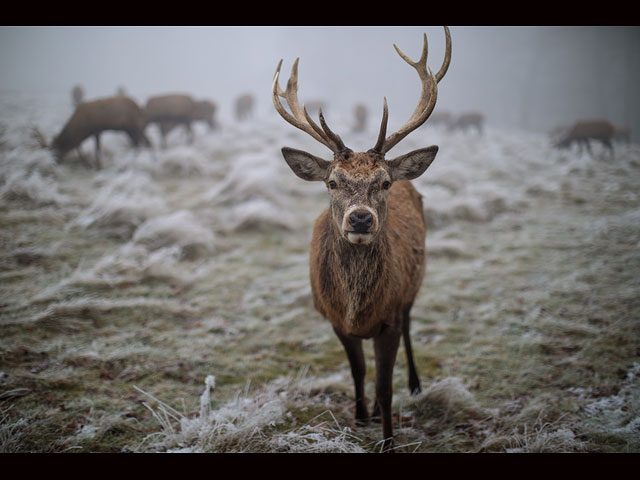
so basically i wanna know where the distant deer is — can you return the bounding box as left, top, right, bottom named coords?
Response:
left=427, top=110, right=452, bottom=128
left=71, top=84, right=85, bottom=108
left=144, top=94, right=216, bottom=148
left=50, top=95, right=150, bottom=169
left=553, top=119, right=615, bottom=157
left=235, top=93, right=255, bottom=121
left=272, top=27, right=451, bottom=450
left=193, top=99, right=218, bottom=131
left=352, top=103, right=368, bottom=133
left=448, top=112, right=484, bottom=135
left=613, top=124, right=631, bottom=145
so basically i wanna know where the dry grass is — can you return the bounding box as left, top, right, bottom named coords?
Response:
left=1, top=92, right=639, bottom=452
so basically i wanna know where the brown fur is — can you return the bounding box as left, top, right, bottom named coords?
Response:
left=193, top=100, right=217, bottom=130
left=52, top=95, right=149, bottom=168
left=310, top=179, right=426, bottom=338
left=273, top=27, right=451, bottom=451
left=144, top=94, right=218, bottom=147
left=280, top=146, right=437, bottom=450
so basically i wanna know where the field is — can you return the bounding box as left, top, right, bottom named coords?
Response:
left=1, top=92, right=639, bottom=453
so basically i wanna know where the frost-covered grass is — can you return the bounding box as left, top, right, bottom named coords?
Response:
left=1, top=92, right=639, bottom=452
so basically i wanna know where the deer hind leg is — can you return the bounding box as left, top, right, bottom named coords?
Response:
left=333, top=327, right=369, bottom=423
left=185, top=122, right=194, bottom=144
left=602, top=138, right=614, bottom=159
left=93, top=133, right=102, bottom=170
left=373, top=324, right=402, bottom=450
left=159, top=122, right=170, bottom=149
left=585, top=139, right=594, bottom=157
left=402, top=306, right=421, bottom=395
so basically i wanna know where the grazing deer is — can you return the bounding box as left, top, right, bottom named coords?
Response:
left=448, top=112, right=484, bottom=135
left=553, top=119, right=615, bottom=157
left=51, top=95, right=150, bottom=169
left=352, top=103, right=368, bottom=133
left=272, top=27, right=451, bottom=450
left=235, top=93, right=255, bottom=121
left=144, top=93, right=215, bottom=148
left=427, top=110, right=452, bottom=128
left=613, top=124, right=631, bottom=145
left=71, top=84, right=85, bottom=108
left=193, top=100, right=218, bottom=131
left=152, top=99, right=219, bottom=144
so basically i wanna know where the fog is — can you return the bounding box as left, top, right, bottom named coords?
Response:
left=2, top=26, right=640, bottom=453
left=1, top=26, right=639, bottom=139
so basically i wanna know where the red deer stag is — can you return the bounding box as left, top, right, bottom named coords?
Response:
left=272, top=27, right=451, bottom=450
left=52, top=95, right=150, bottom=169
left=553, top=119, right=615, bottom=157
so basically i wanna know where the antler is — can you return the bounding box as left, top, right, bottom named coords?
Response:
left=272, top=58, right=349, bottom=154
left=372, top=26, right=452, bottom=155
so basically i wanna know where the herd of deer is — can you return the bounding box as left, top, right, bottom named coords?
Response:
left=34, top=88, right=262, bottom=169
left=30, top=27, right=632, bottom=450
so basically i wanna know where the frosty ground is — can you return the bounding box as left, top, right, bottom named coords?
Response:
left=1, top=92, right=639, bottom=452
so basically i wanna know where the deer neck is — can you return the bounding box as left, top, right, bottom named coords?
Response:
left=324, top=218, right=391, bottom=332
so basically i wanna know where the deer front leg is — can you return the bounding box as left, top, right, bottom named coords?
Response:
left=333, top=327, right=368, bottom=423
left=373, top=324, right=402, bottom=451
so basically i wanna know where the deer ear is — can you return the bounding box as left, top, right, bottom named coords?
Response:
left=387, top=146, right=438, bottom=181
left=281, top=147, right=331, bottom=182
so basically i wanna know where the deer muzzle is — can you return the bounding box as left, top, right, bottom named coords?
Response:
left=343, top=207, right=378, bottom=244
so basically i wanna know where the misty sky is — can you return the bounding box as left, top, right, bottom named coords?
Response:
left=1, top=26, right=639, bottom=138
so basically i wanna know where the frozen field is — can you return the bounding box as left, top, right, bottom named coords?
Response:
left=1, top=91, right=639, bottom=452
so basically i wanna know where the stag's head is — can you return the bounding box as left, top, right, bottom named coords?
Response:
left=273, top=28, right=451, bottom=245
left=50, top=133, right=70, bottom=160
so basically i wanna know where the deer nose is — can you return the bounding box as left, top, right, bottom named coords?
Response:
left=349, top=210, right=373, bottom=233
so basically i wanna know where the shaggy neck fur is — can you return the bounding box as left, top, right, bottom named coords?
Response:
left=319, top=216, right=392, bottom=332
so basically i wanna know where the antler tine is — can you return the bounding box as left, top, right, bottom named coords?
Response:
left=393, top=33, right=430, bottom=126
left=318, top=108, right=348, bottom=153
left=436, top=26, right=452, bottom=83
left=272, top=58, right=344, bottom=153
left=371, top=97, right=388, bottom=153
left=375, top=27, right=451, bottom=155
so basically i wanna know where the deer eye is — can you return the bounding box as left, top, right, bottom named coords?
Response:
left=328, top=180, right=337, bottom=189
left=382, top=181, right=391, bottom=190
